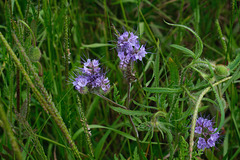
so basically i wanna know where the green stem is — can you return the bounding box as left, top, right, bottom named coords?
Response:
left=189, top=76, right=232, bottom=159
left=0, top=103, right=22, bottom=160
left=77, top=96, right=94, bottom=158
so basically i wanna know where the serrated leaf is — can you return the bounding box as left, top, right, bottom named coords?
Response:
left=143, top=87, right=183, bottom=93
left=133, top=146, right=140, bottom=160
left=109, top=106, right=153, bottom=116
left=170, top=44, right=196, bottom=58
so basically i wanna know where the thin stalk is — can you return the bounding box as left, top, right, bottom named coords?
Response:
left=64, top=6, right=69, bottom=84
left=76, top=96, right=94, bottom=158
left=16, top=69, right=20, bottom=112
left=0, top=32, right=82, bottom=160
left=0, top=120, right=3, bottom=127
left=215, top=19, right=227, bottom=54
left=96, top=93, right=127, bottom=109
left=189, top=76, right=232, bottom=159
left=0, top=103, right=22, bottom=160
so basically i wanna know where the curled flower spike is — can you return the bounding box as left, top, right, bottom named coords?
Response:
left=72, top=59, right=110, bottom=94
left=195, top=117, right=220, bottom=150
left=116, top=31, right=147, bottom=69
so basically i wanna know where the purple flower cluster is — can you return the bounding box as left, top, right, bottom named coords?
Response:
left=72, top=59, right=110, bottom=94
left=195, top=117, right=220, bottom=150
left=117, top=31, right=147, bottom=69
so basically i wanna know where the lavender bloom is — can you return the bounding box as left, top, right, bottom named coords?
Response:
left=197, top=137, right=207, bottom=150
left=116, top=31, right=147, bottom=69
left=72, top=59, right=110, bottom=94
left=194, top=117, right=220, bottom=150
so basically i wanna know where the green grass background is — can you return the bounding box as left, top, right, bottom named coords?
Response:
left=0, top=0, right=240, bottom=159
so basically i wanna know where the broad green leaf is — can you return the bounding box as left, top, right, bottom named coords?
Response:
left=170, top=44, right=196, bottom=58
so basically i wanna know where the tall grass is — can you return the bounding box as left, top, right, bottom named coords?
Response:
left=0, top=0, right=239, bottom=159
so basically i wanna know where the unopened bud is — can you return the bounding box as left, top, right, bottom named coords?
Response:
left=28, top=46, right=41, bottom=62
left=215, top=65, right=230, bottom=77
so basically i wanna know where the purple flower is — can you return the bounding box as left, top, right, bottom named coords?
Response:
left=197, top=137, right=207, bottom=150
left=135, top=45, right=147, bottom=61
left=203, top=120, right=212, bottom=128
left=116, top=31, right=147, bottom=69
left=195, top=126, right=202, bottom=134
left=95, top=76, right=110, bottom=93
left=196, top=117, right=204, bottom=125
left=194, top=117, right=220, bottom=150
left=207, top=137, right=215, bottom=147
left=72, top=59, right=110, bottom=94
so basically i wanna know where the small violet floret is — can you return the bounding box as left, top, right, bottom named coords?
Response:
left=195, top=117, right=220, bottom=150
left=72, top=59, right=110, bottom=94
left=116, top=31, right=147, bottom=69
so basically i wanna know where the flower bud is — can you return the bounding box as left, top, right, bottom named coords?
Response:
left=28, top=46, right=41, bottom=62
left=215, top=65, right=230, bottom=77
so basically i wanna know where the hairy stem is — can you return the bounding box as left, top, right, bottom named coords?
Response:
left=189, top=76, right=232, bottom=159
left=0, top=32, right=82, bottom=160
left=77, top=96, right=94, bottom=158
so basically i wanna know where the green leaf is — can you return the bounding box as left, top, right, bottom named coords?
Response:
left=133, top=100, right=158, bottom=110
left=165, top=21, right=203, bottom=59
left=143, top=87, right=183, bottom=93
left=73, top=124, right=136, bottom=141
left=120, top=154, right=126, bottom=160
left=139, top=22, right=144, bottom=37
left=109, top=106, right=153, bottom=116
left=95, top=130, right=111, bottom=159
left=170, top=44, right=196, bottom=58
left=228, top=50, right=240, bottom=71
left=80, top=43, right=114, bottom=49
left=210, top=83, right=225, bottom=133
left=133, top=147, right=140, bottom=160
left=168, top=57, right=179, bottom=84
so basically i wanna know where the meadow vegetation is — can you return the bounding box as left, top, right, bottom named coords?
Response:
left=0, top=0, right=240, bottom=159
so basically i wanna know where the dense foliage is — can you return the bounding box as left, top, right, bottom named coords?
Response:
left=0, top=0, right=240, bottom=159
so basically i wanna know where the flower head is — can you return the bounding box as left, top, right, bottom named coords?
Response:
left=72, top=59, right=110, bottom=94
left=195, top=117, right=220, bottom=150
left=116, top=31, right=147, bottom=70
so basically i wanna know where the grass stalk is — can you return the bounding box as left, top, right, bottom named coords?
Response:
left=77, top=95, right=94, bottom=158
left=189, top=76, right=232, bottom=159
left=0, top=103, right=22, bottom=160
left=0, top=32, right=82, bottom=160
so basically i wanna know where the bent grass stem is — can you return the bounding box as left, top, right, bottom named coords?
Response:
left=189, top=76, right=232, bottom=159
